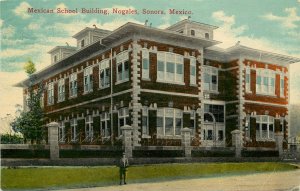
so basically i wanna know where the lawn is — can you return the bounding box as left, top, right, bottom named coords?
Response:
left=1, top=162, right=298, bottom=190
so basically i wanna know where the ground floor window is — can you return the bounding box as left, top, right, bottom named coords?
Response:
left=190, top=110, right=196, bottom=136
left=100, top=112, right=110, bottom=137
left=256, top=115, right=274, bottom=140
left=85, top=115, right=93, bottom=141
left=59, top=121, right=65, bottom=142
left=142, top=107, right=149, bottom=137
left=118, top=108, right=130, bottom=136
left=70, top=118, right=77, bottom=141
left=157, top=108, right=182, bottom=137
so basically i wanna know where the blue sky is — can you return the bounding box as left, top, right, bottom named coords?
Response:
left=0, top=0, right=300, bottom=117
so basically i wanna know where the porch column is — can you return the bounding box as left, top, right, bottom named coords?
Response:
left=231, top=129, right=243, bottom=158
left=47, top=122, right=59, bottom=160
left=275, top=132, right=284, bottom=157
left=181, top=127, right=192, bottom=158
left=121, top=125, right=133, bottom=158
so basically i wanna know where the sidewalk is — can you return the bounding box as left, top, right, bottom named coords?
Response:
left=59, top=169, right=300, bottom=191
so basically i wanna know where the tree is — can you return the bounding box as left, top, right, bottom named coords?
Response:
left=11, top=60, right=44, bottom=144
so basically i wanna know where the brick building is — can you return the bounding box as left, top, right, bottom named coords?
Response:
left=17, top=19, right=300, bottom=148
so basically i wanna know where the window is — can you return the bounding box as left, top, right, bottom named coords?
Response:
left=280, top=117, right=284, bottom=132
left=256, top=115, right=274, bottom=140
left=58, top=79, right=65, bottom=102
left=256, top=69, right=275, bottom=95
left=118, top=108, right=130, bottom=136
left=84, top=66, right=93, bottom=93
left=280, top=75, right=285, bottom=97
left=190, top=57, right=196, bottom=85
left=205, top=33, right=209, bottom=39
left=157, top=108, right=182, bottom=137
left=59, top=121, right=65, bottom=142
left=157, top=52, right=184, bottom=84
left=116, top=51, right=129, bottom=82
left=54, top=55, right=57, bottom=63
left=204, top=104, right=224, bottom=123
left=81, top=39, right=85, bottom=48
left=101, top=112, right=110, bottom=137
left=190, top=30, right=195, bottom=36
left=245, top=67, right=251, bottom=92
left=40, top=93, right=44, bottom=108
left=203, top=66, right=218, bottom=92
left=47, top=82, right=54, bottom=105
left=190, top=110, right=196, bottom=136
left=85, top=115, right=93, bottom=142
left=70, top=118, right=78, bottom=142
left=142, top=49, right=150, bottom=79
left=69, top=73, right=77, bottom=97
left=142, top=107, right=149, bottom=137
left=99, top=59, right=110, bottom=88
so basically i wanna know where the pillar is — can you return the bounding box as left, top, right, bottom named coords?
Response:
left=121, top=125, right=133, bottom=158
left=231, top=129, right=243, bottom=158
left=181, top=127, right=192, bottom=158
left=275, top=132, right=284, bottom=157
left=47, top=122, right=59, bottom=160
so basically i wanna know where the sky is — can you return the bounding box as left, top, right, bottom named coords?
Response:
left=0, top=0, right=300, bottom=118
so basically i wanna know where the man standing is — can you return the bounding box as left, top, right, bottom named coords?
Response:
left=119, top=152, right=129, bottom=185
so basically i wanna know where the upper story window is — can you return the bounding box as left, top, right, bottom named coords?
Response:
left=256, top=115, right=274, bottom=140
left=101, top=112, right=111, bottom=138
left=47, top=82, right=54, bottom=105
left=58, top=78, right=65, bottom=102
left=157, top=108, right=182, bottom=137
left=84, top=66, right=93, bottom=93
left=190, top=57, right=197, bottom=85
left=118, top=107, right=130, bottom=136
left=40, top=93, right=44, bottom=108
left=280, top=75, right=285, bottom=97
left=256, top=69, right=275, bottom=96
left=81, top=39, right=85, bottom=48
left=245, top=67, right=251, bottom=93
left=69, top=73, right=77, bottom=97
left=204, top=104, right=224, bottom=123
left=142, top=49, right=150, bottom=79
left=205, top=33, right=209, bottom=39
left=99, top=59, right=110, bottom=88
left=203, top=66, right=218, bottom=92
left=190, top=30, right=195, bottom=36
left=157, top=52, right=184, bottom=84
left=116, top=51, right=129, bottom=83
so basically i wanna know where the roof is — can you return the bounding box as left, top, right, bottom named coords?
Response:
left=166, top=19, right=219, bottom=30
left=47, top=46, right=77, bottom=54
left=72, top=27, right=111, bottom=38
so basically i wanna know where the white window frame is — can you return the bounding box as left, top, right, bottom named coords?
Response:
left=256, top=69, right=275, bottom=96
left=203, top=66, right=218, bottom=92
left=142, top=107, right=150, bottom=138
left=58, top=78, right=65, bottom=102
left=69, top=73, right=77, bottom=97
left=118, top=107, right=129, bottom=136
left=40, top=93, right=44, bottom=108
left=84, top=66, right=93, bottom=93
left=157, top=52, right=184, bottom=84
left=99, top=59, right=110, bottom=89
left=190, top=57, right=197, bottom=85
left=157, top=108, right=182, bottom=137
left=190, top=110, right=196, bottom=136
left=142, top=49, right=150, bottom=80
left=85, top=115, right=93, bottom=142
left=245, top=67, right=251, bottom=93
left=70, top=118, right=78, bottom=142
left=59, top=121, right=65, bottom=142
left=256, top=115, right=275, bottom=141
left=100, top=112, right=110, bottom=138
left=280, top=74, right=285, bottom=97
left=116, top=51, right=129, bottom=83
left=47, top=82, right=54, bottom=105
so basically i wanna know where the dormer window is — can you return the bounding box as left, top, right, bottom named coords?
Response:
left=190, top=30, right=195, bottom=36
left=81, top=39, right=85, bottom=48
left=205, top=33, right=209, bottom=39
left=54, top=55, right=57, bottom=63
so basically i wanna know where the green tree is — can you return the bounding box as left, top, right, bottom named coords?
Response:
left=11, top=60, right=44, bottom=144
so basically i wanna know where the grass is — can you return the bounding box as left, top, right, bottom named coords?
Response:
left=1, top=162, right=298, bottom=190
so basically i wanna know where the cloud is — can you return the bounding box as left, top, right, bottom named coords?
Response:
left=263, top=7, right=300, bottom=29
left=2, top=25, right=15, bottom=38
left=0, top=48, right=32, bottom=58
left=290, top=63, right=300, bottom=104
left=0, top=19, right=3, bottom=28
left=13, top=1, right=31, bottom=19
left=27, top=22, right=40, bottom=30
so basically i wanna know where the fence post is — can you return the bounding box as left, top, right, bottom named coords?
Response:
left=121, top=125, right=133, bottom=158
left=47, top=122, right=59, bottom=160
left=275, top=132, right=284, bottom=157
left=181, top=127, right=192, bottom=158
left=231, top=129, right=243, bottom=158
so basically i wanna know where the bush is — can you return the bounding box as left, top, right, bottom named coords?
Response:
left=0, top=134, right=24, bottom=144
left=192, top=150, right=235, bottom=157
left=242, top=150, right=279, bottom=157
left=60, top=149, right=123, bottom=158
left=1, top=149, right=49, bottom=158
left=133, top=150, right=184, bottom=158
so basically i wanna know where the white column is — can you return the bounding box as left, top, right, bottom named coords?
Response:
left=121, top=125, right=133, bottom=158
left=181, top=127, right=192, bottom=158
left=275, top=132, right=284, bottom=157
left=231, top=129, right=243, bottom=158
left=47, top=122, right=59, bottom=160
